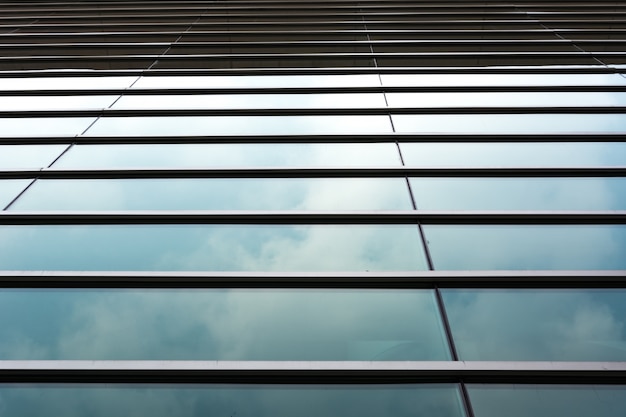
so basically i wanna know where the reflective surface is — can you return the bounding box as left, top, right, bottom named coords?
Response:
left=0, top=118, right=95, bottom=137
left=381, top=73, right=626, bottom=86
left=0, top=289, right=449, bottom=360
left=387, top=92, right=626, bottom=107
left=84, top=116, right=393, bottom=136
left=400, top=142, right=626, bottom=167
left=0, top=180, right=30, bottom=209
left=468, top=385, right=626, bottom=417
left=443, top=290, right=626, bottom=361
left=410, top=178, right=626, bottom=210
left=131, top=74, right=382, bottom=88
left=53, top=143, right=402, bottom=168
left=424, top=225, right=626, bottom=270
left=0, top=96, right=118, bottom=110
left=0, top=384, right=465, bottom=417
left=0, top=77, right=136, bottom=90
left=0, top=225, right=427, bottom=271
left=0, top=145, right=66, bottom=169
left=11, top=178, right=412, bottom=211
left=113, top=93, right=387, bottom=109
left=393, top=114, right=626, bottom=134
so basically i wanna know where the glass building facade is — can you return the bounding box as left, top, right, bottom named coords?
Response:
left=1, top=0, right=626, bottom=415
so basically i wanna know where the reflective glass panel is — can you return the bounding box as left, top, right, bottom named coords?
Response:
left=468, top=385, right=626, bottom=417
left=0, top=180, right=30, bottom=209
left=84, top=116, right=392, bottom=136
left=0, top=96, right=119, bottom=110
left=0, top=77, right=137, bottom=90
left=443, top=290, right=626, bottom=361
left=0, top=118, right=96, bottom=137
left=54, top=143, right=402, bottom=169
left=11, top=178, right=412, bottom=211
left=400, top=142, right=626, bottom=167
left=132, top=74, right=381, bottom=88
left=0, top=289, right=448, bottom=360
left=0, top=145, right=66, bottom=169
left=409, top=178, right=626, bottom=210
left=424, top=225, right=626, bottom=270
left=381, top=73, right=626, bottom=86
left=113, top=93, right=386, bottom=109
left=387, top=92, right=626, bottom=107
left=392, top=114, right=626, bottom=134
left=0, top=384, right=465, bottom=417
left=0, top=225, right=427, bottom=271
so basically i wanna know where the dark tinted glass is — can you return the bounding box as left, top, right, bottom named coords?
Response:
left=443, top=290, right=626, bottom=361
left=0, top=289, right=449, bottom=360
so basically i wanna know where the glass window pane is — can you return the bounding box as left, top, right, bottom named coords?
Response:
left=0, top=289, right=448, bottom=360
left=113, top=93, right=386, bottom=109
left=381, top=73, right=626, bottom=86
left=400, top=143, right=626, bottom=167
left=0, top=96, right=119, bottom=110
left=392, top=114, right=626, bottom=134
left=53, top=143, right=402, bottom=169
left=0, top=77, right=137, bottom=90
left=468, top=385, right=626, bottom=417
left=84, top=116, right=393, bottom=136
left=0, top=225, right=427, bottom=271
left=0, top=118, right=96, bottom=137
left=409, top=178, right=626, bottom=210
left=443, top=290, right=626, bottom=361
left=0, top=180, right=30, bottom=209
left=424, top=225, right=626, bottom=270
left=10, top=178, right=412, bottom=211
left=0, top=145, right=67, bottom=169
left=132, top=74, right=381, bottom=89
left=0, top=384, right=465, bottom=417
left=387, top=92, right=626, bottom=107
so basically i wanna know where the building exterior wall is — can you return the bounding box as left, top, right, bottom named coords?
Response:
left=1, top=0, right=626, bottom=415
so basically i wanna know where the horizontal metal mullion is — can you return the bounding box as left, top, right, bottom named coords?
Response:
left=1, top=361, right=625, bottom=384
left=5, top=85, right=626, bottom=96
left=0, top=270, right=624, bottom=289
left=0, top=211, right=625, bottom=225
left=3, top=106, right=626, bottom=118
left=3, top=167, right=626, bottom=179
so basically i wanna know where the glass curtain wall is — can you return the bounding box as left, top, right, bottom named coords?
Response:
left=1, top=0, right=626, bottom=415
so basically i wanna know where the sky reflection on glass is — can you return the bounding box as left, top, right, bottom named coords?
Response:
left=387, top=92, right=626, bottom=107
left=11, top=178, right=412, bottom=211
left=0, top=289, right=449, bottom=360
left=0, top=77, right=137, bottom=90
left=400, top=142, right=626, bottom=167
left=53, top=143, right=401, bottom=168
left=0, top=96, right=118, bottom=111
left=468, top=385, right=626, bottom=417
left=424, top=225, right=626, bottom=270
left=0, top=384, right=465, bottom=417
left=0, top=225, right=427, bottom=271
left=381, top=73, right=626, bottom=86
left=0, top=118, right=96, bottom=137
left=84, top=116, right=393, bottom=136
left=131, top=74, right=381, bottom=88
left=0, top=145, right=67, bottom=169
left=0, top=180, right=30, bottom=209
left=410, top=178, right=626, bottom=210
left=443, top=290, right=626, bottom=361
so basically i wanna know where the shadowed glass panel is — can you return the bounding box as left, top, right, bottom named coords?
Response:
left=11, top=178, right=412, bottom=211
left=400, top=142, right=626, bottom=167
left=0, top=180, right=30, bottom=209
left=0, top=225, right=427, bottom=271
left=424, top=225, right=626, bottom=270
left=113, top=93, right=386, bottom=109
left=443, top=290, right=626, bottom=361
left=0, top=384, right=465, bottom=417
left=54, top=143, right=402, bottom=169
left=0, top=289, right=448, bottom=360
left=468, top=385, right=626, bottom=417
left=0, top=118, right=96, bottom=137
left=409, top=178, right=626, bottom=210
left=392, top=114, right=626, bottom=134
left=0, top=145, right=66, bottom=169
left=84, top=116, right=392, bottom=136
left=131, top=74, right=381, bottom=88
